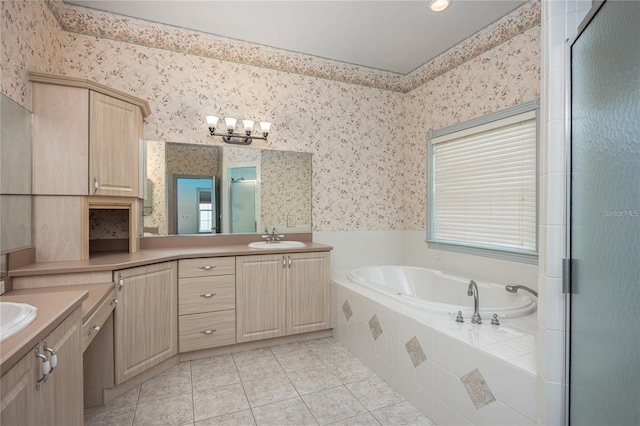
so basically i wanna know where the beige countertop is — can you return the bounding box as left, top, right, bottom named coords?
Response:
left=10, top=242, right=332, bottom=277
left=8, top=282, right=115, bottom=323
left=0, top=290, right=88, bottom=375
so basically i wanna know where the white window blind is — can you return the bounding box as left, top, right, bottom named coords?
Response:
left=429, top=110, right=537, bottom=255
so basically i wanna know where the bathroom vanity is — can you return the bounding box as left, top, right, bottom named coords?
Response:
left=4, top=241, right=332, bottom=413
left=1, top=72, right=331, bottom=420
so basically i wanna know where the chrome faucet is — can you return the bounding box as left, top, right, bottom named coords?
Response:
left=505, top=284, right=538, bottom=298
left=467, top=280, right=482, bottom=324
left=262, top=227, right=284, bottom=243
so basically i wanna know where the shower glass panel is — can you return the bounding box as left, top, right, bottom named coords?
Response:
left=569, top=1, right=640, bottom=424
left=230, top=179, right=257, bottom=233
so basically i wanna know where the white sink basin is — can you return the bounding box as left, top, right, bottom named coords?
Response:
left=248, top=241, right=306, bottom=249
left=0, top=302, right=38, bottom=341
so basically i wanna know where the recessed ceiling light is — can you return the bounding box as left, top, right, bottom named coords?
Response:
left=429, top=0, right=451, bottom=12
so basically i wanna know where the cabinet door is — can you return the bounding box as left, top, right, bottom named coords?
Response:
left=236, top=254, right=286, bottom=343
left=42, top=308, right=83, bottom=426
left=114, top=261, right=177, bottom=385
left=89, top=91, right=142, bottom=197
left=32, top=83, right=89, bottom=195
left=286, top=251, right=331, bottom=335
left=1, top=346, right=38, bottom=426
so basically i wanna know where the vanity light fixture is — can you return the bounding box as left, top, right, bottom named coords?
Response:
left=206, top=115, right=271, bottom=145
left=428, top=0, right=451, bottom=12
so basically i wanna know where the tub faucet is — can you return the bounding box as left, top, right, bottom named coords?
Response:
left=467, top=280, right=482, bottom=324
left=505, top=284, right=538, bottom=298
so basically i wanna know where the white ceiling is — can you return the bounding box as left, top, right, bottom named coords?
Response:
left=65, top=0, right=527, bottom=75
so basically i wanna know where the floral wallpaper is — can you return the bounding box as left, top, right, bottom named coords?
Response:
left=3, top=0, right=540, bottom=235
left=260, top=150, right=312, bottom=232
left=144, top=140, right=166, bottom=235
left=1, top=0, right=67, bottom=110
left=45, top=0, right=539, bottom=93
left=402, top=26, right=541, bottom=230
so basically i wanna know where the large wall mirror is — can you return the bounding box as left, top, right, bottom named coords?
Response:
left=1, top=94, right=33, bottom=277
left=144, top=142, right=312, bottom=236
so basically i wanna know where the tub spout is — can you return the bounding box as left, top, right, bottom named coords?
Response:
left=467, top=280, right=482, bottom=324
left=505, top=284, right=538, bottom=298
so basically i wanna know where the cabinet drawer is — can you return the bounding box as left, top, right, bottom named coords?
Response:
left=178, top=257, right=235, bottom=278
left=179, top=276, right=235, bottom=315
left=82, top=288, right=117, bottom=352
left=179, top=311, right=236, bottom=353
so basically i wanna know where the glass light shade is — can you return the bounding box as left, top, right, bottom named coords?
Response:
left=224, top=117, right=237, bottom=131
left=206, top=116, right=219, bottom=127
left=259, top=122, right=272, bottom=133
left=429, top=0, right=451, bottom=12
left=242, top=120, right=255, bottom=132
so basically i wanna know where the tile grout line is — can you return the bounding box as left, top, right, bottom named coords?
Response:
left=188, top=359, right=196, bottom=425
left=231, top=349, right=261, bottom=425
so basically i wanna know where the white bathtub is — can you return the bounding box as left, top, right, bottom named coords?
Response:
left=347, top=265, right=536, bottom=318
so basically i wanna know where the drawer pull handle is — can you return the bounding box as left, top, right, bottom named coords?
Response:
left=43, top=343, right=57, bottom=370
left=199, top=265, right=216, bottom=270
left=35, top=348, right=50, bottom=390
left=200, top=293, right=217, bottom=298
left=111, top=299, right=118, bottom=306
left=200, top=329, right=217, bottom=335
left=88, top=325, right=100, bottom=335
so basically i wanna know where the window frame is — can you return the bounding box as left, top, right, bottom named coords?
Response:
left=426, top=99, right=540, bottom=264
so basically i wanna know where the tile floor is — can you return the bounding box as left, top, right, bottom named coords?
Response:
left=84, top=337, right=434, bottom=425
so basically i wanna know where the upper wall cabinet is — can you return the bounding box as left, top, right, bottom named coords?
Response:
left=29, top=72, right=150, bottom=198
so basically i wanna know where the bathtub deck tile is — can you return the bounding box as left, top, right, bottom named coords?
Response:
left=342, top=300, right=354, bottom=321
left=405, top=336, right=428, bottom=368
left=368, top=315, right=383, bottom=341
left=460, top=368, right=496, bottom=409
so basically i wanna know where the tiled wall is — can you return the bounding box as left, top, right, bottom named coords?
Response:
left=314, top=230, right=538, bottom=289
left=538, top=1, right=593, bottom=425
left=332, top=280, right=538, bottom=425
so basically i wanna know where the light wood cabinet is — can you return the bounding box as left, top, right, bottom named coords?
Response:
left=236, top=251, right=330, bottom=343
left=236, top=254, right=287, bottom=343
left=114, top=262, right=177, bottom=385
left=1, top=345, right=37, bottom=425
left=178, top=257, right=236, bottom=352
left=1, top=308, right=83, bottom=426
left=89, top=91, right=142, bottom=197
left=30, top=74, right=148, bottom=198
left=286, top=251, right=331, bottom=335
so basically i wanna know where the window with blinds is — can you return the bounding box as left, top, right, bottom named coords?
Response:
left=427, top=101, right=538, bottom=262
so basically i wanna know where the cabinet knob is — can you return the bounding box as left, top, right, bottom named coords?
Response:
left=111, top=298, right=118, bottom=306
left=200, top=329, right=217, bottom=335
left=88, top=325, right=101, bottom=335
left=92, top=177, right=99, bottom=194
left=118, top=272, right=124, bottom=292
left=198, top=265, right=216, bottom=270
left=199, top=293, right=217, bottom=298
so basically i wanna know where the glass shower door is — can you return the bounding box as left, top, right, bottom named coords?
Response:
left=569, top=1, right=640, bottom=424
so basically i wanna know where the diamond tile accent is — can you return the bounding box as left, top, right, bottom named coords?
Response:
left=342, top=300, right=353, bottom=321
left=460, top=368, right=496, bottom=409
left=405, top=337, right=427, bottom=368
left=368, top=315, right=383, bottom=341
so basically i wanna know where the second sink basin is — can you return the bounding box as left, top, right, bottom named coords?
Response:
left=248, top=241, right=306, bottom=249
left=0, top=302, right=38, bottom=341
